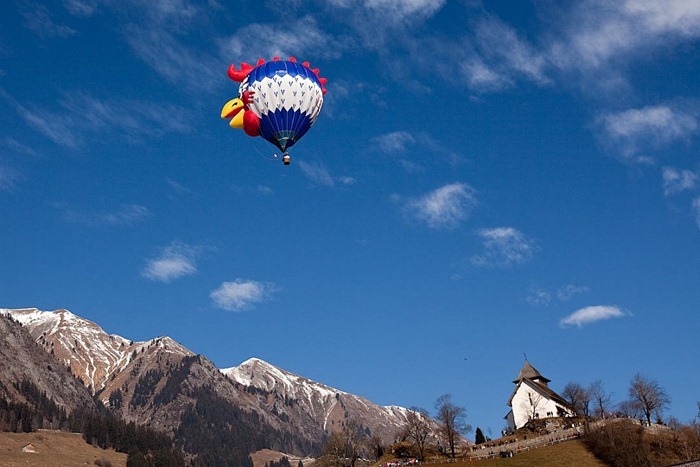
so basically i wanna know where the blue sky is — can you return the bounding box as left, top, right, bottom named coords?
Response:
left=1, top=0, right=699, bottom=436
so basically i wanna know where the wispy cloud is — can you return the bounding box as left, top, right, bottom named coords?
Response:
left=257, top=185, right=274, bottom=195
left=596, top=105, right=698, bottom=163
left=63, top=0, right=97, bottom=16
left=471, top=227, right=536, bottom=268
left=124, top=25, right=221, bottom=94
left=221, top=15, right=345, bottom=61
left=662, top=167, right=698, bottom=196
left=373, top=131, right=416, bottom=153
left=372, top=131, right=460, bottom=171
left=166, top=178, right=194, bottom=196
left=526, top=284, right=589, bottom=306
left=59, top=203, right=151, bottom=226
left=100, top=205, right=151, bottom=225
left=363, top=0, right=446, bottom=24
left=210, top=279, right=276, bottom=312
left=21, top=3, right=76, bottom=38
left=693, top=198, right=700, bottom=229
left=2, top=137, right=38, bottom=157
left=554, top=1, right=700, bottom=66
left=12, top=91, right=190, bottom=148
left=557, top=284, right=590, bottom=301
left=560, top=305, right=626, bottom=328
left=298, top=160, right=356, bottom=187
left=397, top=182, right=477, bottom=229
left=0, top=165, right=20, bottom=191
left=456, top=15, right=549, bottom=92
left=141, top=241, right=204, bottom=283
left=526, top=285, right=552, bottom=306
left=545, top=0, right=700, bottom=91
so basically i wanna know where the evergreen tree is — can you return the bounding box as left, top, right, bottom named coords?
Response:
left=475, top=427, right=486, bottom=444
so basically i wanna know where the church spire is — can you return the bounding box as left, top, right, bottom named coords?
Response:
left=512, top=360, right=551, bottom=385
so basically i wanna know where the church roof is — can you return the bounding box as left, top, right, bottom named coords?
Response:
left=513, top=360, right=551, bottom=384
left=506, top=377, right=573, bottom=408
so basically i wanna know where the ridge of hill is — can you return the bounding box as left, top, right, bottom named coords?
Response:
left=1, top=307, right=429, bottom=458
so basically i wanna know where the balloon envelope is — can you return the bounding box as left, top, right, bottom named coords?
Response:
left=242, top=60, right=324, bottom=152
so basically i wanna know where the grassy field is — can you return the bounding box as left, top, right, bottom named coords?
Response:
left=0, top=430, right=127, bottom=467
left=424, top=440, right=606, bottom=467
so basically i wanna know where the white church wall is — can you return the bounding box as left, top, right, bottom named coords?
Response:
left=510, top=382, right=570, bottom=430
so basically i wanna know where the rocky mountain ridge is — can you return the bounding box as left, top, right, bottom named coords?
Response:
left=0, top=307, right=420, bottom=454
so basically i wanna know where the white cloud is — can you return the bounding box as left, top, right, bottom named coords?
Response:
left=210, top=279, right=275, bottom=312
left=363, top=0, right=446, bottom=23
left=101, top=205, right=151, bottom=225
left=373, top=131, right=416, bottom=153
left=459, top=55, right=512, bottom=92
left=21, top=3, right=76, bottom=38
left=0, top=165, right=20, bottom=191
left=297, top=161, right=355, bottom=187
left=662, top=167, right=698, bottom=196
left=63, top=0, right=98, bottom=16
left=560, top=305, right=626, bottom=328
left=59, top=203, right=151, bottom=226
left=221, top=16, right=344, bottom=61
left=400, top=182, right=477, bottom=229
left=13, top=91, right=190, bottom=148
left=125, top=25, right=221, bottom=94
left=298, top=160, right=335, bottom=186
left=167, top=178, right=194, bottom=196
left=142, top=241, right=203, bottom=283
left=557, top=284, right=590, bottom=301
left=527, top=284, right=589, bottom=306
left=471, top=227, right=536, bottom=268
left=469, top=16, right=550, bottom=89
left=596, top=105, right=698, bottom=162
left=526, top=285, right=552, bottom=306
left=549, top=0, right=700, bottom=72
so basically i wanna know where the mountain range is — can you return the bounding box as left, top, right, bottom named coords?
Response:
left=0, top=307, right=423, bottom=461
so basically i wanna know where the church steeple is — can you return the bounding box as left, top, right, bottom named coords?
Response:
left=512, top=359, right=551, bottom=386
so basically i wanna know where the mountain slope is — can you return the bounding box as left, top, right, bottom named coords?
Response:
left=224, top=358, right=414, bottom=442
left=0, top=313, right=96, bottom=414
left=1, top=308, right=191, bottom=393
left=1, top=307, right=428, bottom=456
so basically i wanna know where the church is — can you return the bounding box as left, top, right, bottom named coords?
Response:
left=504, top=360, right=574, bottom=432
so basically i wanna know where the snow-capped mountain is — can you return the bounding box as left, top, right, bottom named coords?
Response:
left=0, top=308, right=191, bottom=393
left=1, top=307, right=430, bottom=455
left=224, top=358, right=414, bottom=439
left=0, top=311, right=96, bottom=414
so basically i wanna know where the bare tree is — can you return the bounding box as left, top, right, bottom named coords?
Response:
left=434, top=394, right=470, bottom=458
left=589, top=380, right=612, bottom=419
left=562, top=382, right=590, bottom=416
left=617, top=399, right=643, bottom=420
left=322, top=431, right=349, bottom=467
left=403, top=407, right=431, bottom=460
left=320, top=419, right=368, bottom=467
left=520, top=390, right=545, bottom=422
left=628, top=373, right=671, bottom=426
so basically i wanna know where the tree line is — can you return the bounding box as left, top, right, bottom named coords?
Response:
left=0, top=378, right=185, bottom=466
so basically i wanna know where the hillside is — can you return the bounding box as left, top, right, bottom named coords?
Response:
left=1, top=307, right=436, bottom=461
left=0, top=430, right=127, bottom=467
left=0, top=313, right=97, bottom=415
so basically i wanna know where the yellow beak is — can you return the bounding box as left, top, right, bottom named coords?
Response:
left=221, top=98, right=245, bottom=129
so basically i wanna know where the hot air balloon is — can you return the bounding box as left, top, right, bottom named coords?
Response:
left=221, top=57, right=327, bottom=165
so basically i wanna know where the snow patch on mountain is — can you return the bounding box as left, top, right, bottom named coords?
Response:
left=1, top=308, right=191, bottom=393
